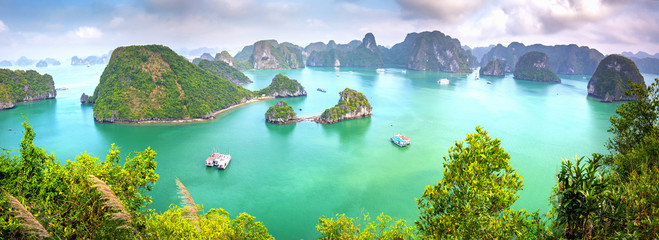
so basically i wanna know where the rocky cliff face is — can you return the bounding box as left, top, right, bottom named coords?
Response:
left=249, top=40, right=305, bottom=70
left=480, top=59, right=506, bottom=76
left=481, top=42, right=604, bottom=75
left=588, top=55, right=645, bottom=102
left=265, top=100, right=297, bottom=124
left=306, top=33, right=383, bottom=68
left=80, top=93, right=94, bottom=104
left=0, top=69, right=56, bottom=110
left=513, top=51, right=561, bottom=82
left=215, top=51, right=236, bottom=67
left=404, top=31, right=474, bottom=73
left=317, top=88, right=372, bottom=124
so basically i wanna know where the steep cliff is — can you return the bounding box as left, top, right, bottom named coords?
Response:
left=265, top=100, right=297, bottom=124
left=257, top=74, right=307, bottom=98
left=306, top=33, right=383, bottom=68
left=0, top=68, right=56, bottom=110
left=588, top=55, right=645, bottom=102
left=249, top=40, right=305, bottom=70
left=405, top=31, right=473, bottom=73
left=317, top=88, right=372, bottom=124
left=513, top=51, right=561, bottom=82
left=481, top=42, right=604, bottom=75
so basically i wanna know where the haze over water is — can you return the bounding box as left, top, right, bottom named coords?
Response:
left=1, top=64, right=657, bottom=238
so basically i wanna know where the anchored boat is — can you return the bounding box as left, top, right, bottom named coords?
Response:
left=317, top=88, right=326, bottom=92
left=205, top=152, right=232, bottom=169
left=391, top=134, right=411, bottom=147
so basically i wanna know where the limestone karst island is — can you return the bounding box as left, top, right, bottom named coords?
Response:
left=1, top=1, right=659, bottom=239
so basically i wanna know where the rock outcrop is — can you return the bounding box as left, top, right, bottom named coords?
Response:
left=480, top=42, right=604, bottom=75
left=265, top=100, right=297, bottom=124
left=479, top=59, right=506, bottom=76
left=45, top=58, right=61, bottom=66
left=80, top=93, right=94, bottom=104
left=257, top=74, right=306, bottom=98
left=0, top=69, right=56, bottom=110
left=316, top=88, right=372, bottom=124
left=587, top=55, right=645, bottom=102
left=513, top=51, right=561, bottom=83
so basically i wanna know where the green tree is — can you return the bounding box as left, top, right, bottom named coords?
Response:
left=416, top=126, right=545, bottom=239
left=317, top=213, right=416, bottom=240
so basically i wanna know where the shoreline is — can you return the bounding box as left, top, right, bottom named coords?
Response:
left=105, top=96, right=275, bottom=124
left=267, top=113, right=373, bottom=125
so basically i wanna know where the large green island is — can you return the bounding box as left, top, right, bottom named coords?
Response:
left=0, top=69, right=56, bottom=110
left=587, top=54, right=645, bottom=102
left=83, top=45, right=306, bottom=123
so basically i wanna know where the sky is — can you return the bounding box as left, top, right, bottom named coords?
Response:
left=1, top=0, right=658, bottom=60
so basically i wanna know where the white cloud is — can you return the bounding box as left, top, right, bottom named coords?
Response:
left=74, top=26, right=103, bottom=39
left=0, top=20, right=8, bottom=33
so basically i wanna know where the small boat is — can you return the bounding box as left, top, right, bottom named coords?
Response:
left=317, top=88, right=326, bottom=92
left=437, top=78, right=449, bottom=85
left=205, top=152, right=232, bottom=169
left=401, top=70, right=407, bottom=73
left=55, top=87, right=69, bottom=91
left=487, top=81, right=492, bottom=84
left=475, top=75, right=480, bottom=80
left=8, top=128, right=12, bottom=131
left=391, top=134, right=411, bottom=147
left=336, top=74, right=340, bottom=77
left=376, top=68, right=385, bottom=73
left=87, top=63, right=90, bottom=67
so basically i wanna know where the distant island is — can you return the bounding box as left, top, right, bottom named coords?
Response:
left=381, top=31, right=475, bottom=73
left=306, top=33, right=383, bottom=68
left=480, top=42, right=603, bottom=75
left=513, top=51, right=561, bottom=83
left=0, top=60, right=11, bottom=67
left=71, top=53, right=110, bottom=66
left=196, top=40, right=305, bottom=70
left=0, top=68, right=56, bottom=110
left=587, top=54, right=645, bottom=102
left=480, top=59, right=506, bottom=77
left=82, top=45, right=307, bottom=123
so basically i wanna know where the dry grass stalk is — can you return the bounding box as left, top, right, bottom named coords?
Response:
left=87, top=175, right=133, bottom=229
left=2, top=189, right=50, bottom=238
left=176, top=178, right=200, bottom=223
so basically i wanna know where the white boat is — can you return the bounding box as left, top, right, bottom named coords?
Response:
left=376, top=68, right=385, bottom=73
left=475, top=75, right=480, bottom=80
left=391, top=134, right=411, bottom=147
left=401, top=70, right=407, bottom=73
left=336, top=74, right=340, bottom=77
left=437, top=78, right=450, bottom=85
left=487, top=81, right=492, bottom=84
left=205, top=152, right=232, bottom=169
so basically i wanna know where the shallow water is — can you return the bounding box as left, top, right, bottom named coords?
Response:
left=1, top=64, right=656, bottom=239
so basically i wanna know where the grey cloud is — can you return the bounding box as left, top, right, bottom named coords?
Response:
left=395, top=0, right=490, bottom=23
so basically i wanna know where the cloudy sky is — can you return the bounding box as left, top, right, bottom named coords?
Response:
left=1, top=0, right=658, bottom=60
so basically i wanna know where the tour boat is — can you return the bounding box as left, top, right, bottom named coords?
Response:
left=391, top=134, right=411, bottom=147
left=317, top=88, right=327, bottom=92
left=487, top=81, right=492, bottom=84
left=401, top=70, right=406, bottom=73
left=437, top=78, right=450, bottom=85
left=205, top=152, right=232, bottom=169
left=376, top=68, right=385, bottom=73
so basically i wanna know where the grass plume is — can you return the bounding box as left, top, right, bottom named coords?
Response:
left=87, top=175, right=133, bottom=229
left=2, top=189, right=50, bottom=238
left=176, top=178, right=200, bottom=223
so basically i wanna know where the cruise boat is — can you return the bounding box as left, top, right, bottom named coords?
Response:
left=205, top=152, right=232, bottom=169
left=437, top=78, right=450, bottom=85
left=391, top=134, right=411, bottom=147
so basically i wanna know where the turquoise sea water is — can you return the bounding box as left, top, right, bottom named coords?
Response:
left=1, top=64, right=657, bottom=239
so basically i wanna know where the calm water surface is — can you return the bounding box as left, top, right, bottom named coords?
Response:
left=2, top=64, right=657, bottom=239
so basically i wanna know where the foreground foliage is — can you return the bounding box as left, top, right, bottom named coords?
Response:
left=317, top=213, right=416, bottom=240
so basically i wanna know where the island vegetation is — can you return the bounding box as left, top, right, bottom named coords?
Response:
left=306, top=33, right=383, bottom=68
left=264, top=100, right=296, bottom=124
left=0, top=68, right=56, bottom=110
left=317, top=88, right=372, bottom=124
left=587, top=54, right=645, bottom=102
left=2, top=79, right=658, bottom=239
left=513, top=51, right=561, bottom=83
left=196, top=59, right=253, bottom=85
left=256, top=73, right=307, bottom=98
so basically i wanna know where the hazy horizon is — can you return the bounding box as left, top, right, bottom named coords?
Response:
left=1, top=0, right=658, bottom=60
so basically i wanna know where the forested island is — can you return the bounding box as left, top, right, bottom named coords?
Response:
left=0, top=68, right=56, bottom=110
left=317, top=88, right=372, bottom=124
left=265, top=100, right=297, bottom=124
left=513, top=51, right=561, bottom=83
left=587, top=54, right=645, bottom=102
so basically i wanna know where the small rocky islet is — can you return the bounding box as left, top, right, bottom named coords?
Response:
left=265, top=88, right=373, bottom=125
left=587, top=54, right=645, bottom=102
